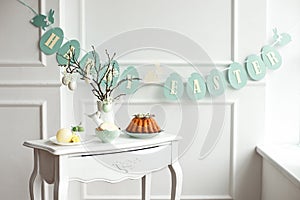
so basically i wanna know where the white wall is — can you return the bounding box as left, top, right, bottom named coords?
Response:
left=0, top=0, right=62, bottom=200
left=0, top=0, right=274, bottom=200
left=265, top=0, right=300, bottom=144
left=63, top=0, right=267, bottom=200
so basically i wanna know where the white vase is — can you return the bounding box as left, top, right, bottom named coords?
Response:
left=97, top=98, right=114, bottom=124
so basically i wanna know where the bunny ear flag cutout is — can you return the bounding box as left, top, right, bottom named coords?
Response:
left=30, top=9, right=55, bottom=30
left=272, top=28, right=292, bottom=47
left=17, top=0, right=55, bottom=30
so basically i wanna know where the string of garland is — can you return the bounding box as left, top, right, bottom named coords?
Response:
left=18, top=0, right=292, bottom=101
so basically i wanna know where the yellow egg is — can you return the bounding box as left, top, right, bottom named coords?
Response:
left=56, top=128, right=73, bottom=143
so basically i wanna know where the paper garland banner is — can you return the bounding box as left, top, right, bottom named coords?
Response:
left=36, top=25, right=290, bottom=101
left=227, top=62, right=248, bottom=90
left=56, top=40, right=80, bottom=65
left=17, top=0, right=55, bottom=30
left=98, top=60, right=120, bottom=88
left=261, top=45, right=282, bottom=70
left=164, top=73, right=184, bottom=100
left=206, top=69, right=226, bottom=97
left=80, top=51, right=100, bottom=70
left=245, top=54, right=266, bottom=81
left=80, top=51, right=100, bottom=83
left=119, top=66, right=140, bottom=94
left=272, top=28, right=292, bottom=47
left=39, top=27, right=64, bottom=55
left=31, top=9, right=55, bottom=30
left=186, top=73, right=206, bottom=100
left=19, top=1, right=292, bottom=102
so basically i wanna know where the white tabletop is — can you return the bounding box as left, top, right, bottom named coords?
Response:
left=23, top=132, right=179, bottom=156
left=256, top=144, right=300, bottom=189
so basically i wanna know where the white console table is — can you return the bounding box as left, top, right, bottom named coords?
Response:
left=23, top=132, right=182, bottom=200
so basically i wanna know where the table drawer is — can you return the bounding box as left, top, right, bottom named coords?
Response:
left=68, top=144, right=172, bottom=179
left=99, top=144, right=172, bottom=173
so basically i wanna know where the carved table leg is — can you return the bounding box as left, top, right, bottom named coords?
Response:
left=54, top=156, right=69, bottom=200
left=29, top=149, right=42, bottom=200
left=142, top=173, right=152, bottom=200
left=168, top=161, right=183, bottom=200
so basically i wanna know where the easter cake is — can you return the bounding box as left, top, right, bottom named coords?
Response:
left=126, top=113, right=161, bottom=133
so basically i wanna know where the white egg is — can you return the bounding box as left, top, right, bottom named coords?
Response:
left=62, top=76, right=70, bottom=85
left=68, top=81, right=77, bottom=91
